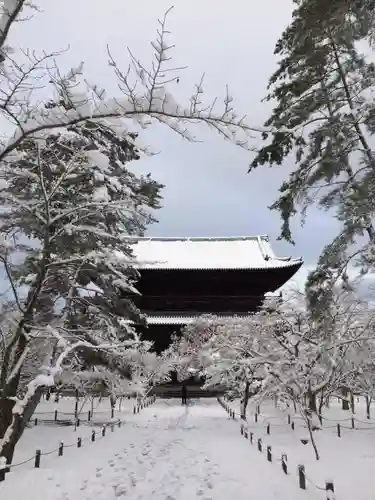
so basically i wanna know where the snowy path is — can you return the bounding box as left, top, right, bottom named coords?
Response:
left=1, top=399, right=319, bottom=500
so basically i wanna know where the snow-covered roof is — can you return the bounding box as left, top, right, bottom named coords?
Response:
left=128, top=236, right=303, bottom=270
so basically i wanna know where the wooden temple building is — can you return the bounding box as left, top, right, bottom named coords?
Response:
left=128, top=236, right=303, bottom=354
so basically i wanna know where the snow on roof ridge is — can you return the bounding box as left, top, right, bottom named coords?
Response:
left=125, top=235, right=269, bottom=242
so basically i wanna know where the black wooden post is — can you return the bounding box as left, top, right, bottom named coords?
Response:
left=255, top=413, right=258, bottom=423
left=77, top=437, right=82, bottom=448
left=88, top=410, right=91, bottom=422
left=351, top=417, right=355, bottom=429
left=326, top=481, right=334, bottom=499
left=240, top=424, right=244, bottom=435
left=102, top=426, right=106, bottom=437
left=298, top=465, right=306, bottom=490
left=58, top=442, right=64, bottom=456
left=35, top=449, right=41, bottom=468
left=111, top=408, right=114, bottom=419
left=76, top=418, right=80, bottom=427
left=287, top=414, right=291, bottom=425
left=266, top=423, right=270, bottom=435
left=291, top=421, right=295, bottom=431
left=337, top=423, right=341, bottom=438
left=74, top=400, right=79, bottom=418
left=267, top=446, right=272, bottom=462
left=281, top=454, right=287, bottom=474
left=118, top=419, right=121, bottom=427
left=257, top=438, right=262, bottom=452
left=91, top=430, right=95, bottom=442
left=54, top=410, right=58, bottom=421
left=34, top=417, right=38, bottom=426
left=133, top=406, right=136, bottom=414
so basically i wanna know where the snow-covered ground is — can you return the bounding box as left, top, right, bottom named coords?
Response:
left=10, top=396, right=137, bottom=467
left=226, top=397, right=375, bottom=500
left=0, top=398, right=318, bottom=500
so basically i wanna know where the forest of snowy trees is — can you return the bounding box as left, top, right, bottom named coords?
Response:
left=2, top=0, right=375, bottom=471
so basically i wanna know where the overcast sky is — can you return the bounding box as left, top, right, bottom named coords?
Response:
left=10, top=0, right=346, bottom=290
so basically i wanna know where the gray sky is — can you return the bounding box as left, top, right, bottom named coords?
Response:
left=11, top=0, right=345, bottom=289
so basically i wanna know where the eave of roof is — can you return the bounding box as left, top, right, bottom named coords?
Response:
left=138, top=314, right=254, bottom=325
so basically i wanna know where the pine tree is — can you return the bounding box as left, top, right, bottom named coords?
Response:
left=251, top=0, right=375, bottom=299
left=0, top=120, right=163, bottom=464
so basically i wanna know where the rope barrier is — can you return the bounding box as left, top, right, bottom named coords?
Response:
left=304, top=472, right=328, bottom=491
left=218, top=397, right=336, bottom=499
left=6, top=456, right=36, bottom=468
left=132, top=394, right=157, bottom=415
left=0, top=417, right=123, bottom=481
left=225, top=401, right=375, bottom=433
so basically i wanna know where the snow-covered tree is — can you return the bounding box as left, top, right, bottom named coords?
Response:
left=0, top=1, right=261, bottom=466
left=249, top=0, right=375, bottom=291
left=348, top=336, right=375, bottom=418
left=172, top=287, right=375, bottom=460
left=0, top=1, right=259, bottom=162
left=169, top=314, right=268, bottom=420
left=0, top=119, right=164, bottom=464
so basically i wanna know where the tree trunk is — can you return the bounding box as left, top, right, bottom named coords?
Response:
left=240, top=381, right=250, bottom=420
left=318, top=394, right=325, bottom=424
left=0, top=388, right=43, bottom=466
left=307, top=390, right=317, bottom=413
left=293, top=399, right=297, bottom=412
left=366, top=396, right=371, bottom=420
left=342, top=387, right=350, bottom=410
left=350, top=392, right=355, bottom=414
left=305, top=412, right=320, bottom=461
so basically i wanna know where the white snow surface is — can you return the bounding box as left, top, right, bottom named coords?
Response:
left=228, top=397, right=375, bottom=500
left=0, top=398, right=314, bottom=500
left=129, top=236, right=302, bottom=270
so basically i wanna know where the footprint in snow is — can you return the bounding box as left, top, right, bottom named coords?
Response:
left=80, top=480, right=88, bottom=491
left=113, top=483, right=128, bottom=497
left=205, top=479, right=213, bottom=489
